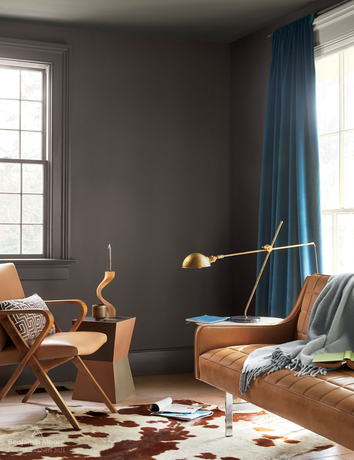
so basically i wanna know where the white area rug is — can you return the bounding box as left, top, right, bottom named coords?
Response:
left=0, top=401, right=334, bottom=460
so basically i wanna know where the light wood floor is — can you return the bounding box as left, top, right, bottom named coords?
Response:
left=0, top=373, right=353, bottom=459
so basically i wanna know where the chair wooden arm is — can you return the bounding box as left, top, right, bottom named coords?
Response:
left=44, top=299, right=87, bottom=332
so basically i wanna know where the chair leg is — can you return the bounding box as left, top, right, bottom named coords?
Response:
left=22, top=379, right=40, bottom=403
left=22, top=357, right=73, bottom=403
left=72, top=356, right=117, bottom=413
left=0, top=355, right=33, bottom=403
left=27, top=356, right=81, bottom=430
left=225, top=392, right=233, bottom=437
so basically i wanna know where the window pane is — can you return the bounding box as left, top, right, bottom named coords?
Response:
left=22, top=225, right=42, bottom=254
left=316, top=54, right=339, bottom=135
left=321, top=214, right=333, bottom=275
left=0, top=163, right=20, bottom=193
left=21, top=70, right=42, bottom=101
left=21, top=131, right=42, bottom=159
left=0, top=130, right=19, bottom=159
left=0, top=194, right=20, bottom=223
left=21, top=101, right=42, bottom=131
left=0, top=68, right=20, bottom=99
left=0, top=100, right=19, bottom=129
left=0, top=224, right=20, bottom=254
left=0, top=46, right=60, bottom=260
left=344, top=131, right=354, bottom=208
left=319, top=134, right=339, bottom=209
left=344, top=46, right=354, bottom=130
left=337, top=214, right=354, bottom=273
left=22, top=164, right=43, bottom=193
left=22, top=195, right=43, bottom=223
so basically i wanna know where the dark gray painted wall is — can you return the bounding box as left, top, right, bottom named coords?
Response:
left=0, top=22, right=231, bottom=385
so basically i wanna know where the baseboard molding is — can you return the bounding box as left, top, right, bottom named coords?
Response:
left=128, top=346, right=194, bottom=376
left=0, top=347, right=195, bottom=388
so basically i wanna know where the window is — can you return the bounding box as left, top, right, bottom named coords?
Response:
left=0, top=64, right=48, bottom=256
left=314, top=2, right=354, bottom=275
left=0, top=38, right=72, bottom=279
left=316, top=45, right=354, bottom=274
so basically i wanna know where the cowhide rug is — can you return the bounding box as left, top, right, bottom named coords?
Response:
left=0, top=400, right=334, bottom=460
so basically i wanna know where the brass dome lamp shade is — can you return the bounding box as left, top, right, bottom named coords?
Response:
left=182, top=252, right=212, bottom=268
left=182, top=221, right=319, bottom=323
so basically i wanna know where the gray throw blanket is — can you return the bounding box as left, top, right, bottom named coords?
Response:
left=240, top=273, right=354, bottom=394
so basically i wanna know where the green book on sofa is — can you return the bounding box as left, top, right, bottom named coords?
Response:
left=313, top=350, right=354, bottom=369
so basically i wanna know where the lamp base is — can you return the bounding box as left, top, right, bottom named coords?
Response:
left=229, top=315, right=261, bottom=323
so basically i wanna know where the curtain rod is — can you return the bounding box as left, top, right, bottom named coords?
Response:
left=268, top=0, right=353, bottom=37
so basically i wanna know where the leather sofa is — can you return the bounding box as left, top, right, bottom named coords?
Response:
left=194, top=273, right=354, bottom=451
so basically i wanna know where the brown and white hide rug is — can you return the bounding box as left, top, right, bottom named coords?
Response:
left=0, top=400, right=334, bottom=460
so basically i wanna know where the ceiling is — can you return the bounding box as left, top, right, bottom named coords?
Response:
left=0, top=0, right=322, bottom=43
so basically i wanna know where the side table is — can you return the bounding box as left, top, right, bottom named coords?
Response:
left=72, top=316, right=135, bottom=404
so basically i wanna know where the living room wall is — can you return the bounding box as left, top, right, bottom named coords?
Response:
left=0, top=21, right=231, bottom=385
left=0, top=0, right=342, bottom=387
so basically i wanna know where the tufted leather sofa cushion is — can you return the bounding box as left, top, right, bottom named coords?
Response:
left=199, top=342, right=354, bottom=449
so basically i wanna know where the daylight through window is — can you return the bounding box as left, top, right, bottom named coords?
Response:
left=316, top=44, right=354, bottom=274
left=0, top=64, right=48, bottom=256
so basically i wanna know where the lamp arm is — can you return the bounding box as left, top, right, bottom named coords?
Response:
left=212, top=221, right=284, bottom=263
left=242, top=240, right=318, bottom=318
left=242, top=221, right=283, bottom=318
left=216, top=248, right=267, bottom=260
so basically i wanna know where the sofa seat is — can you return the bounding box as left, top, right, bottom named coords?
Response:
left=199, top=342, right=354, bottom=449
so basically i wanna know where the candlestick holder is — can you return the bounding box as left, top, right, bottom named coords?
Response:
left=92, top=303, right=107, bottom=319
left=95, top=271, right=116, bottom=318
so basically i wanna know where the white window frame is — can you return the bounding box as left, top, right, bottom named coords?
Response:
left=0, top=37, right=74, bottom=279
left=313, top=2, right=354, bottom=275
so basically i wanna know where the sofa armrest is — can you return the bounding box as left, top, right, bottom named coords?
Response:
left=194, top=273, right=330, bottom=379
left=195, top=317, right=297, bottom=356
left=194, top=313, right=300, bottom=379
left=194, top=273, right=328, bottom=358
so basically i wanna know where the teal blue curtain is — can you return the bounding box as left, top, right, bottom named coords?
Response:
left=256, top=13, right=323, bottom=318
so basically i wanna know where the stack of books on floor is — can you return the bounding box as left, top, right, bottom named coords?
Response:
left=149, top=397, right=213, bottom=420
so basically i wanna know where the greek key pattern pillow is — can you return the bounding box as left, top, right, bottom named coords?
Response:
left=0, top=294, right=56, bottom=341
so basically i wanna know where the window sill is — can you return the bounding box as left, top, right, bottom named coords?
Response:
left=0, top=259, right=76, bottom=280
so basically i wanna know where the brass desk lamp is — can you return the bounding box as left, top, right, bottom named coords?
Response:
left=182, top=221, right=318, bottom=323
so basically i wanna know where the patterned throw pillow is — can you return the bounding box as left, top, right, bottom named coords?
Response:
left=0, top=294, right=56, bottom=341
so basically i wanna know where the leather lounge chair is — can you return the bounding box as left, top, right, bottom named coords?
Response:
left=0, top=262, right=117, bottom=429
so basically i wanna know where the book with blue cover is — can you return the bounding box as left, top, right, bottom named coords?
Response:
left=186, top=314, right=230, bottom=324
